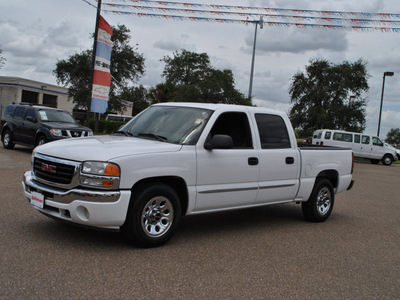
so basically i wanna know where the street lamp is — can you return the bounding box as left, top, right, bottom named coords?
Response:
left=377, top=71, right=394, bottom=137
left=248, top=16, right=263, bottom=99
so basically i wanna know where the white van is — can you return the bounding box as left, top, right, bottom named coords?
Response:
left=312, top=129, right=397, bottom=166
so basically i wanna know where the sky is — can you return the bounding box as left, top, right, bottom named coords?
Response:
left=1, top=0, right=399, bottom=139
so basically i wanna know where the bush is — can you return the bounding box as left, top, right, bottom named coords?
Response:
left=89, top=119, right=126, bottom=134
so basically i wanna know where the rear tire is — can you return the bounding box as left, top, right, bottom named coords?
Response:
left=382, top=155, right=393, bottom=166
left=122, top=183, right=181, bottom=248
left=2, top=129, right=15, bottom=149
left=302, top=179, right=334, bottom=222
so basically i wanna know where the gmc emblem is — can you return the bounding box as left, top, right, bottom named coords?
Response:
left=41, top=163, right=57, bottom=174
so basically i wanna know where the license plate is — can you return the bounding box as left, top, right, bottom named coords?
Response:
left=31, top=191, right=44, bottom=209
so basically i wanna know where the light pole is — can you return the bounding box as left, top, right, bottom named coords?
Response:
left=248, top=17, right=263, bottom=99
left=377, top=71, right=394, bottom=137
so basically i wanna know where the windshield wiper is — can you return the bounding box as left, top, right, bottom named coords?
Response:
left=113, top=130, right=134, bottom=137
left=137, top=133, right=168, bottom=142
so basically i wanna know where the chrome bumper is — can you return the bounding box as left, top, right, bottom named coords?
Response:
left=22, top=171, right=131, bottom=230
left=23, top=171, right=120, bottom=204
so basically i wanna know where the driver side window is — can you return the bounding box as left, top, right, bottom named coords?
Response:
left=209, top=112, right=253, bottom=149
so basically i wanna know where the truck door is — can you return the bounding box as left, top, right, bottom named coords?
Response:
left=254, top=113, right=300, bottom=204
left=195, top=112, right=259, bottom=211
left=371, top=137, right=385, bottom=160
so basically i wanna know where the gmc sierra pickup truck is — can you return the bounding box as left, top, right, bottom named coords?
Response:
left=23, top=103, right=354, bottom=247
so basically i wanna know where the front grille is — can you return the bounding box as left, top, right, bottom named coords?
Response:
left=34, top=157, right=76, bottom=185
left=62, top=130, right=85, bottom=138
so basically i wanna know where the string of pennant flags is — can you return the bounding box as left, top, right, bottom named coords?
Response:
left=82, top=0, right=400, bottom=33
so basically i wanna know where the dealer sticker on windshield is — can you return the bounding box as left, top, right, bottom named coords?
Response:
left=31, top=191, right=44, bottom=209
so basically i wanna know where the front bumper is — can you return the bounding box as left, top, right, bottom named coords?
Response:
left=23, top=171, right=131, bottom=230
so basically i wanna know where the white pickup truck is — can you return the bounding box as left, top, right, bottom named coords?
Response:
left=23, top=103, right=354, bottom=247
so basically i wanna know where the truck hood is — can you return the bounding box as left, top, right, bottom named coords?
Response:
left=34, top=135, right=182, bottom=162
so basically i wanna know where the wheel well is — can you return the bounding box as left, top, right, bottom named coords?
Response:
left=316, top=170, right=338, bottom=189
left=131, top=176, right=189, bottom=216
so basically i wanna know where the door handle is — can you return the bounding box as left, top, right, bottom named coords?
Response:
left=286, top=157, right=295, bottom=164
left=248, top=157, right=259, bottom=166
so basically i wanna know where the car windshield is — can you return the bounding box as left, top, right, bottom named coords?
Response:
left=38, top=109, right=77, bottom=123
left=117, top=106, right=213, bottom=145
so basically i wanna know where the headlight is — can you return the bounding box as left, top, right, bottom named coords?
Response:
left=80, top=161, right=120, bottom=189
left=50, top=129, right=63, bottom=136
left=88, top=131, right=93, bottom=136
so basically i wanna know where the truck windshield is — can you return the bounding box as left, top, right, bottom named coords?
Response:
left=117, top=106, right=213, bottom=145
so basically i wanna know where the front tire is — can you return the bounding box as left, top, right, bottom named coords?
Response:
left=302, top=179, right=334, bottom=222
left=36, top=135, right=47, bottom=146
left=122, top=183, right=181, bottom=248
left=2, top=129, right=15, bottom=149
left=382, top=154, right=393, bottom=166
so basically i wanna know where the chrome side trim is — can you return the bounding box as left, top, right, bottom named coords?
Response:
left=199, top=183, right=295, bottom=194
left=199, top=186, right=258, bottom=194
left=24, top=171, right=120, bottom=204
left=259, top=184, right=295, bottom=190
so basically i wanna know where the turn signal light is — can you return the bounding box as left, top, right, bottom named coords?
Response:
left=105, top=164, right=119, bottom=176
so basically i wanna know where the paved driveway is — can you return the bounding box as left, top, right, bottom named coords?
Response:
left=1, top=145, right=399, bottom=299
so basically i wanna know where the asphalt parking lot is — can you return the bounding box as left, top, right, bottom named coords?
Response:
left=1, top=145, right=399, bottom=299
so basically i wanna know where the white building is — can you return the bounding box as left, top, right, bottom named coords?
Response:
left=0, top=76, right=133, bottom=119
left=0, top=76, right=74, bottom=115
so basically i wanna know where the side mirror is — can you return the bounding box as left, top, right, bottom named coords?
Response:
left=204, top=134, right=233, bottom=150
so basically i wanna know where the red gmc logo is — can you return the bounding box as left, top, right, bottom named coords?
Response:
left=41, top=163, right=57, bottom=174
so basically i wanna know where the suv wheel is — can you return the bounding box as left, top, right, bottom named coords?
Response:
left=2, top=129, right=15, bottom=149
left=36, top=135, right=47, bottom=146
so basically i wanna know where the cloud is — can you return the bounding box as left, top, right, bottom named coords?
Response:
left=153, top=35, right=196, bottom=52
left=242, top=27, right=348, bottom=54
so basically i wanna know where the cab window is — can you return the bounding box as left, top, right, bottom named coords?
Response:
left=210, top=112, right=252, bottom=149
left=255, top=114, right=290, bottom=149
left=372, top=137, right=383, bottom=146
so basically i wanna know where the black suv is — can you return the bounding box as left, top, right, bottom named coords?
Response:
left=1, top=103, right=93, bottom=149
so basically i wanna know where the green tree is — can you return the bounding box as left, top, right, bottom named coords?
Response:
left=113, top=85, right=150, bottom=116
left=289, top=58, right=369, bottom=136
left=0, top=49, right=6, bottom=69
left=158, top=49, right=251, bottom=106
left=53, top=25, right=145, bottom=113
left=385, top=128, right=400, bottom=145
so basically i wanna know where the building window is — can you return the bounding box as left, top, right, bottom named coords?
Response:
left=43, top=94, right=58, bottom=108
left=21, top=90, right=38, bottom=104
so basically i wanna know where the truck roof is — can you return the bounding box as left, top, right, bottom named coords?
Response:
left=153, top=102, right=286, bottom=117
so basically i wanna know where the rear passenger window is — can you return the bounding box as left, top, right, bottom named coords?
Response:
left=354, top=135, right=361, bottom=143
left=362, top=136, right=370, bottom=144
left=255, top=114, right=290, bottom=149
left=333, top=132, right=353, bottom=142
left=13, top=107, right=27, bottom=120
left=325, top=131, right=332, bottom=139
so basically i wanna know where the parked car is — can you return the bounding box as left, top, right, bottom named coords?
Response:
left=312, top=129, right=397, bottom=166
left=23, top=103, right=354, bottom=247
left=1, top=103, right=93, bottom=149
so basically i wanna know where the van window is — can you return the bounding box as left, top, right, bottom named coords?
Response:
left=313, top=131, right=322, bottom=139
left=362, top=136, right=370, bottom=145
left=324, top=131, right=332, bottom=139
left=354, top=135, right=361, bottom=143
left=372, top=137, right=383, bottom=146
left=333, top=132, right=353, bottom=142
left=255, top=114, right=290, bottom=149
